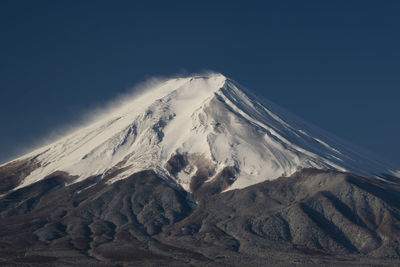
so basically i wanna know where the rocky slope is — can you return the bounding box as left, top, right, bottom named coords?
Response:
left=0, top=162, right=400, bottom=266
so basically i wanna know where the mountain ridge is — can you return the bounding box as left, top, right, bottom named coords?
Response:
left=2, top=73, right=399, bottom=193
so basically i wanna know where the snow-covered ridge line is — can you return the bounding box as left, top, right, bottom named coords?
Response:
left=4, top=73, right=399, bottom=192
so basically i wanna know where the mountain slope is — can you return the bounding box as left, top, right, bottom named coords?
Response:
left=3, top=73, right=398, bottom=193
left=1, top=73, right=400, bottom=265
left=1, top=169, right=400, bottom=266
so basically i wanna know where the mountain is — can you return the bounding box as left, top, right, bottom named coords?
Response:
left=3, top=73, right=398, bottom=193
left=0, top=73, right=399, bottom=266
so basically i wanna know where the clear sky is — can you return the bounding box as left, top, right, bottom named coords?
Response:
left=0, top=0, right=399, bottom=167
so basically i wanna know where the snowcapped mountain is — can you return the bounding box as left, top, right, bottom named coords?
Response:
left=6, top=73, right=399, bottom=192
left=2, top=73, right=400, bottom=265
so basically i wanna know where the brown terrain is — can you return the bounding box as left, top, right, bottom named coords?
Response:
left=0, top=157, right=400, bottom=266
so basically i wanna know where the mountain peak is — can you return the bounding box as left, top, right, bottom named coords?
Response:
left=6, top=74, right=399, bottom=192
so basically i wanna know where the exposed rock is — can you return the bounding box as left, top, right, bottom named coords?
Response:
left=0, top=167, right=400, bottom=266
left=0, top=158, right=40, bottom=194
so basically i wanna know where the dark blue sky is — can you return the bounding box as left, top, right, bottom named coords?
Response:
left=0, top=0, right=399, bottom=166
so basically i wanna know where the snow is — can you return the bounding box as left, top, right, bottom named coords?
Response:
left=10, top=73, right=399, bottom=192
left=392, top=170, right=400, bottom=178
